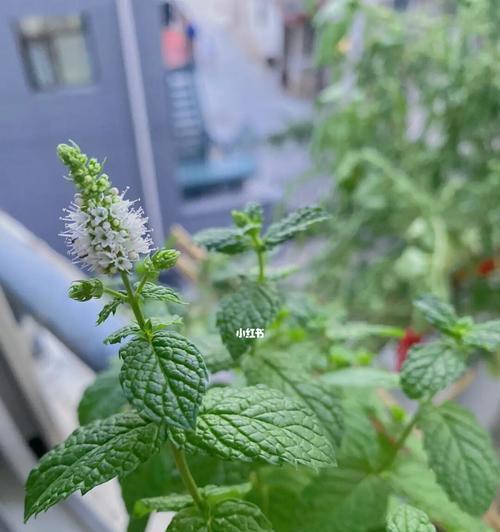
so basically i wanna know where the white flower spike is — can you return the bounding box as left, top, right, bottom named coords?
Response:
left=58, top=142, right=152, bottom=274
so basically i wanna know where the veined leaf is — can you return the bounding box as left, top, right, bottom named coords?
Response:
left=138, top=282, right=185, bottom=304
left=119, top=331, right=208, bottom=428
left=216, top=281, right=281, bottom=359
left=167, top=500, right=273, bottom=531
left=97, top=297, right=123, bottom=325
left=418, top=402, right=499, bottom=516
left=321, top=367, right=400, bottom=389
left=414, top=295, right=472, bottom=339
left=264, top=206, right=330, bottom=249
left=194, top=227, right=252, bottom=255
left=242, top=352, right=343, bottom=447
left=387, top=504, right=436, bottom=532
left=400, top=342, right=466, bottom=399
left=104, top=324, right=141, bottom=345
left=170, top=385, right=335, bottom=469
left=463, top=320, right=500, bottom=351
left=78, top=363, right=127, bottom=425
left=134, top=483, right=252, bottom=517
left=24, top=412, right=166, bottom=521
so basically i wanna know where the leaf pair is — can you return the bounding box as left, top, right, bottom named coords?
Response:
left=195, top=205, right=330, bottom=255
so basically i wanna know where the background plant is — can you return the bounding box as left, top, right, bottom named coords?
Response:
left=308, top=0, right=500, bottom=327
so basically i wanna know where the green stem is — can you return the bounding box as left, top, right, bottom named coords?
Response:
left=119, top=271, right=204, bottom=514
left=257, top=249, right=265, bottom=283
left=379, top=408, right=420, bottom=472
left=135, top=272, right=149, bottom=296
left=250, top=233, right=266, bottom=282
left=103, top=287, right=127, bottom=300
left=120, top=272, right=146, bottom=330
left=171, top=445, right=206, bottom=514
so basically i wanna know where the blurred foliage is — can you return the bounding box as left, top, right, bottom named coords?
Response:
left=308, top=0, right=500, bottom=325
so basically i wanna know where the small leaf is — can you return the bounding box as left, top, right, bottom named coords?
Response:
left=387, top=504, right=436, bottom=532
left=194, top=227, right=252, bottom=255
left=242, top=352, right=344, bottom=447
left=134, top=483, right=252, bottom=517
left=264, top=206, right=330, bottom=249
left=400, top=342, right=467, bottom=399
left=138, top=282, right=185, bottom=304
left=135, top=493, right=193, bottom=517
left=77, top=363, right=128, bottom=425
left=104, top=324, right=141, bottom=345
left=418, top=402, right=499, bottom=515
left=167, top=500, right=273, bottom=531
left=414, top=295, right=471, bottom=338
left=170, top=385, right=335, bottom=469
left=24, top=412, right=166, bottom=521
left=321, top=367, right=400, bottom=389
left=463, top=320, right=500, bottom=351
left=96, top=297, right=123, bottom=325
left=119, top=331, right=208, bottom=429
left=216, top=281, right=281, bottom=359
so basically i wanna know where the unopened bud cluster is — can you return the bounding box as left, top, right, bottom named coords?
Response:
left=68, top=279, right=104, bottom=301
left=59, top=142, right=152, bottom=274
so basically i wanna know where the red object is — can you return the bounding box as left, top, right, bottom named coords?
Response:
left=396, top=328, right=422, bottom=371
left=477, top=258, right=496, bottom=277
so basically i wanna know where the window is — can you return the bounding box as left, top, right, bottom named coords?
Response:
left=18, top=14, right=93, bottom=91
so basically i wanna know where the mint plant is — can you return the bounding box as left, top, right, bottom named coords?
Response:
left=24, top=143, right=499, bottom=531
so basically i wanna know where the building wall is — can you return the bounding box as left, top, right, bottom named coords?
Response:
left=0, top=0, right=178, bottom=255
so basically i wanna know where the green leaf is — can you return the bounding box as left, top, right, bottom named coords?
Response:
left=321, top=367, right=400, bottom=389
left=135, top=493, right=193, bottom=517
left=326, top=321, right=404, bottom=341
left=24, top=412, right=166, bottom=521
left=414, top=295, right=471, bottom=338
left=96, top=297, right=123, bottom=325
left=104, top=324, right=141, bottom=345
left=463, top=320, right=500, bottom=351
left=417, top=402, right=499, bottom=516
left=388, top=453, right=492, bottom=532
left=387, top=504, right=436, bottom=532
left=168, top=500, right=273, bottom=531
left=400, top=342, right=467, bottom=399
left=194, top=227, right=252, bottom=255
left=77, top=364, right=128, bottom=425
left=119, top=331, right=208, bottom=429
left=216, top=281, right=281, bottom=359
left=264, top=206, right=330, bottom=249
left=301, top=469, right=389, bottom=532
left=242, top=352, right=344, bottom=447
left=134, top=483, right=252, bottom=517
left=138, top=282, right=185, bottom=304
left=170, top=385, right=335, bottom=469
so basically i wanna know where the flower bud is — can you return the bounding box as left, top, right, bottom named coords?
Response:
left=68, top=279, right=104, bottom=301
left=151, top=249, right=180, bottom=270
left=231, top=210, right=248, bottom=228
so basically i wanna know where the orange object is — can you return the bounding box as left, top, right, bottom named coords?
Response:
left=161, top=27, right=189, bottom=69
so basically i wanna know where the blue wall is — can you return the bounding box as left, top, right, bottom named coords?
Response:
left=0, top=0, right=179, bottom=256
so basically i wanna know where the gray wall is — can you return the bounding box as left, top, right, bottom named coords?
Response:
left=0, top=0, right=179, bottom=256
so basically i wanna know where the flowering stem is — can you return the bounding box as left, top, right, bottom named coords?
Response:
left=120, top=272, right=146, bottom=330
left=119, top=270, right=204, bottom=513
